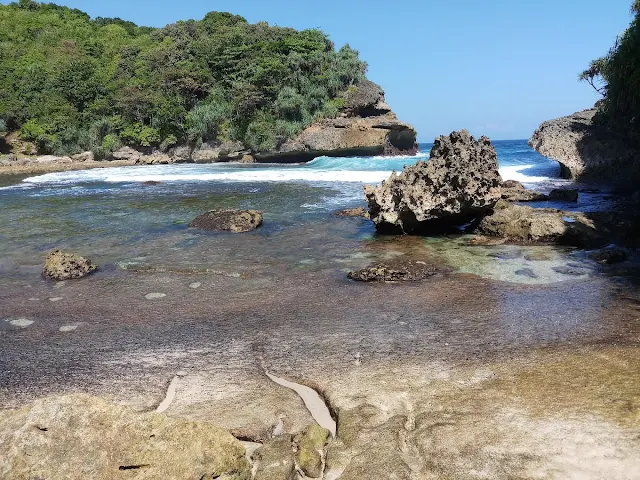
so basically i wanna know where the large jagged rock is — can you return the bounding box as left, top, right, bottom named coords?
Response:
left=529, top=108, right=640, bottom=182
left=476, top=200, right=605, bottom=247
left=42, top=249, right=97, bottom=280
left=0, top=394, right=252, bottom=480
left=254, top=81, right=417, bottom=163
left=190, top=209, right=263, bottom=233
left=365, top=130, right=502, bottom=234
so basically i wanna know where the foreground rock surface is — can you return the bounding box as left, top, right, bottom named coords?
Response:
left=476, top=200, right=605, bottom=247
left=0, top=394, right=251, bottom=480
left=42, top=249, right=97, bottom=280
left=365, top=130, right=502, bottom=234
left=190, top=210, right=263, bottom=233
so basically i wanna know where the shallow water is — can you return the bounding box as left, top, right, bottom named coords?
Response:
left=1, top=142, right=639, bottom=479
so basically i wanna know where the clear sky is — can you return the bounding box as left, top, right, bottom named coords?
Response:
left=4, top=0, right=634, bottom=141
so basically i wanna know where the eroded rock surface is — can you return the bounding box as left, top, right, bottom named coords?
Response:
left=348, top=260, right=446, bottom=282
left=501, top=180, right=549, bottom=202
left=42, top=249, right=97, bottom=280
left=0, top=394, right=251, bottom=480
left=529, top=108, right=640, bottom=182
left=365, top=130, right=502, bottom=234
left=190, top=210, right=263, bottom=233
left=476, top=200, right=604, bottom=247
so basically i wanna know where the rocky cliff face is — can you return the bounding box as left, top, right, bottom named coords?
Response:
left=255, top=80, right=417, bottom=163
left=140, top=80, right=416, bottom=165
left=529, top=108, right=640, bottom=183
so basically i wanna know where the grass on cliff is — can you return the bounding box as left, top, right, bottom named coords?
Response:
left=0, top=0, right=368, bottom=156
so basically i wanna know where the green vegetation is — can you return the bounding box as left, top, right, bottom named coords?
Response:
left=0, top=1, right=367, bottom=156
left=580, top=1, right=640, bottom=138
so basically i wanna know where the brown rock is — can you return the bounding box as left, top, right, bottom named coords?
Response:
left=549, top=188, right=579, bottom=202
left=190, top=210, right=263, bottom=233
left=365, top=130, right=502, bottom=234
left=348, top=260, right=446, bottom=282
left=335, top=207, right=369, bottom=218
left=0, top=394, right=252, bottom=480
left=42, top=249, right=97, bottom=280
left=476, top=200, right=604, bottom=247
left=501, top=180, right=549, bottom=202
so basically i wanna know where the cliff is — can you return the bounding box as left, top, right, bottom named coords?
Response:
left=529, top=109, right=640, bottom=184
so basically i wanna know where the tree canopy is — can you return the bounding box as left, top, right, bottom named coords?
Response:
left=0, top=1, right=367, bottom=156
left=580, top=1, right=640, bottom=138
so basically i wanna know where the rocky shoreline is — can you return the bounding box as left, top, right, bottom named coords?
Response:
left=0, top=80, right=417, bottom=177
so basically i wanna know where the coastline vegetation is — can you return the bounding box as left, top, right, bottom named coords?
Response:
left=580, top=0, right=640, bottom=139
left=0, top=0, right=367, bottom=157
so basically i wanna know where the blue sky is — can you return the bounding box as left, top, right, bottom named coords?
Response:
left=4, top=0, right=633, bottom=141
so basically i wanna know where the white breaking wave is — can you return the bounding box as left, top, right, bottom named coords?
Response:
left=498, top=164, right=552, bottom=183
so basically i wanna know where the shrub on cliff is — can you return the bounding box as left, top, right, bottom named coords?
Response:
left=581, top=1, right=640, bottom=141
left=0, top=2, right=368, bottom=155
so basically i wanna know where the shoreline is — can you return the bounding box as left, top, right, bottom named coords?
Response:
left=0, top=159, right=137, bottom=180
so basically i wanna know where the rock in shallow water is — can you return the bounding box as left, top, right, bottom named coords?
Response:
left=365, top=130, right=502, bottom=234
left=348, top=260, right=447, bottom=282
left=589, top=247, right=628, bottom=264
left=476, top=200, right=605, bottom=248
left=0, top=394, right=251, bottom=480
left=549, top=188, right=579, bottom=202
left=190, top=209, right=263, bottom=233
left=500, top=180, right=549, bottom=202
left=335, top=207, right=369, bottom=218
left=42, top=249, right=97, bottom=281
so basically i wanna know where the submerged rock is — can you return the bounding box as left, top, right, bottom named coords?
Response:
left=365, top=130, right=502, bottom=234
left=476, top=200, right=604, bottom=247
left=500, top=180, right=549, bottom=202
left=0, top=394, right=252, bottom=480
left=348, top=260, right=446, bottom=282
left=335, top=207, right=369, bottom=218
left=589, top=247, right=628, bottom=264
left=190, top=209, right=263, bottom=233
left=42, top=249, right=97, bottom=280
left=294, top=424, right=329, bottom=478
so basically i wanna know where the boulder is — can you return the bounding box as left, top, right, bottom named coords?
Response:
left=549, top=188, right=579, bottom=202
left=42, top=249, right=97, bottom=280
left=136, top=152, right=171, bottom=165
left=348, top=260, right=446, bottom=282
left=294, top=425, right=329, bottom=478
left=192, top=141, right=246, bottom=163
left=335, top=207, right=369, bottom=218
left=476, top=200, right=605, bottom=247
left=240, top=154, right=256, bottom=163
left=588, top=247, right=628, bottom=264
left=111, top=146, right=142, bottom=162
left=190, top=209, right=263, bottom=233
left=0, top=394, right=251, bottom=480
left=365, top=130, right=502, bottom=234
left=500, top=180, right=549, bottom=202
left=71, top=151, right=94, bottom=162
